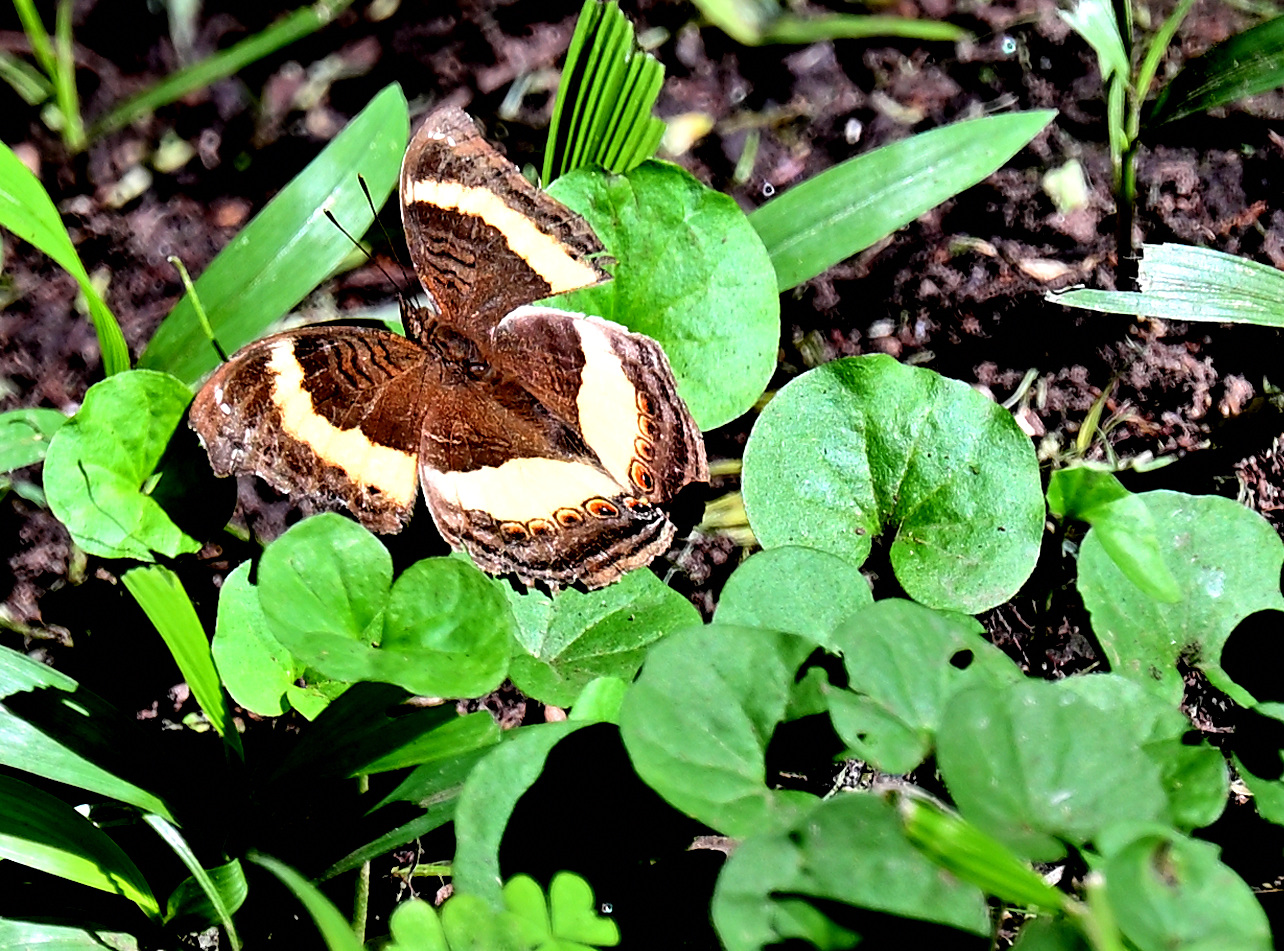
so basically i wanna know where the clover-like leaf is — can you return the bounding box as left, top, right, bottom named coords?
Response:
left=937, top=677, right=1167, bottom=862
left=549, top=160, right=779, bottom=430
left=824, top=599, right=1023, bottom=773
left=252, top=514, right=511, bottom=698
left=44, top=370, right=201, bottom=561
left=507, top=569, right=700, bottom=707
left=618, top=624, right=818, bottom=838
left=212, top=562, right=306, bottom=718
left=1077, top=490, right=1284, bottom=707
left=742, top=355, right=1043, bottom=613
left=713, top=546, right=871, bottom=647
left=386, top=898, right=449, bottom=951
left=0, top=407, right=66, bottom=472
left=711, top=793, right=989, bottom=951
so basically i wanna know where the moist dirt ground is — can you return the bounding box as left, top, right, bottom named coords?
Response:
left=4, top=0, right=1284, bottom=945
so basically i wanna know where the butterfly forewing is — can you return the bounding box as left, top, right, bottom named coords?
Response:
left=398, top=105, right=612, bottom=338
left=190, top=327, right=434, bottom=534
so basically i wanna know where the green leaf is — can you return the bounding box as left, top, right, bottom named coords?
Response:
left=1059, top=0, right=1130, bottom=84
left=1051, top=243, right=1284, bottom=325
left=254, top=514, right=512, bottom=697
left=1011, top=917, right=1093, bottom=950
left=138, top=84, right=408, bottom=385
left=749, top=111, right=1055, bottom=291
left=711, top=793, right=989, bottom=951
left=692, top=0, right=967, bottom=45
left=441, top=893, right=527, bottom=951
left=568, top=676, right=628, bottom=722
left=0, top=139, right=129, bottom=375
left=618, top=624, right=819, bottom=838
left=248, top=852, right=362, bottom=951
left=0, top=407, right=66, bottom=472
left=1047, top=466, right=1181, bottom=602
left=386, top=898, right=449, bottom=951
left=0, top=919, right=140, bottom=950
left=1077, top=491, right=1284, bottom=706
left=452, top=721, right=587, bottom=907
left=89, top=0, right=356, bottom=140
left=1103, top=831, right=1270, bottom=951
left=123, top=565, right=242, bottom=755
left=543, top=0, right=665, bottom=182
left=547, top=872, right=620, bottom=946
left=211, top=562, right=307, bottom=717
left=824, top=600, right=1023, bottom=773
left=1147, top=14, right=1284, bottom=127
left=43, top=370, right=200, bottom=560
left=937, top=677, right=1167, bottom=862
left=1054, top=674, right=1228, bottom=831
left=0, top=644, right=174, bottom=820
left=713, top=546, right=872, bottom=648
left=162, top=853, right=247, bottom=938
left=548, top=161, right=779, bottom=430
left=507, top=569, right=700, bottom=707
left=742, top=355, right=1044, bottom=613
left=0, top=772, right=158, bottom=917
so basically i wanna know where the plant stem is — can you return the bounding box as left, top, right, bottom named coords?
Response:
left=53, top=0, right=85, bottom=151
left=353, top=772, right=370, bottom=943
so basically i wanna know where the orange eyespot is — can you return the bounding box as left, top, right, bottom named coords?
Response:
left=639, top=415, right=661, bottom=440
left=634, top=436, right=654, bottom=461
left=629, top=460, right=656, bottom=493
left=527, top=518, right=555, bottom=536
left=586, top=498, right=620, bottom=519
left=500, top=521, right=529, bottom=540
left=554, top=508, right=584, bottom=527
left=636, top=391, right=657, bottom=417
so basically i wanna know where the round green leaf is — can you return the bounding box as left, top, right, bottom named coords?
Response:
left=255, top=514, right=511, bottom=698
left=548, top=871, right=620, bottom=946
left=1104, top=831, right=1271, bottom=951
left=825, top=599, right=1023, bottom=773
left=618, top=624, right=819, bottom=838
left=714, top=546, right=872, bottom=647
left=711, top=793, right=990, bottom=951
left=387, top=898, right=449, bottom=951
left=507, top=569, right=700, bottom=707
left=742, top=355, right=1043, bottom=613
left=548, top=160, right=779, bottom=430
left=1078, top=491, right=1284, bottom=707
left=212, top=562, right=304, bottom=717
left=44, top=370, right=200, bottom=561
left=937, top=678, right=1166, bottom=862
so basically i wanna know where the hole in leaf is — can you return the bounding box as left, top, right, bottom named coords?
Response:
left=948, top=649, right=974, bottom=670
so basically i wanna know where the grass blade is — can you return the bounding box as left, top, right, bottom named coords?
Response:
left=0, top=772, right=159, bottom=918
left=249, top=853, right=364, bottom=951
left=123, top=565, right=244, bottom=758
left=138, top=84, right=408, bottom=385
left=89, top=0, right=356, bottom=140
left=53, top=0, right=85, bottom=151
left=0, top=49, right=53, bottom=105
left=750, top=110, right=1056, bottom=291
left=146, top=814, right=242, bottom=950
left=1050, top=243, right=1284, bottom=325
left=543, top=0, right=665, bottom=181
left=760, top=13, right=968, bottom=43
left=0, top=140, right=129, bottom=375
left=1146, top=14, right=1284, bottom=127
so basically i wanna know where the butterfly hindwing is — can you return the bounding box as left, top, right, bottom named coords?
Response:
left=190, top=326, right=433, bottom=534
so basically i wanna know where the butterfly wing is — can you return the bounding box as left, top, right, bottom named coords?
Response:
left=189, top=327, right=434, bottom=534
left=399, top=105, right=611, bottom=338
left=417, top=308, right=707, bottom=590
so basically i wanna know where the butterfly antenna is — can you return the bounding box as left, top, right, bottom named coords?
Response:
left=323, top=207, right=404, bottom=293
left=358, top=174, right=409, bottom=266
left=168, top=255, right=228, bottom=362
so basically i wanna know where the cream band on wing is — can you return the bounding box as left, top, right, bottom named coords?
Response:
left=267, top=343, right=419, bottom=507
left=572, top=317, right=645, bottom=490
left=401, top=178, right=601, bottom=293
left=421, top=456, right=624, bottom=522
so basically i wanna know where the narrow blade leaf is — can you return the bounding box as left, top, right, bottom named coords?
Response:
left=750, top=111, right=1055, bottom=291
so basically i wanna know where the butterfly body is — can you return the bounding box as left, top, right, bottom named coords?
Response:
left=191, top=106, right=708, bottom=589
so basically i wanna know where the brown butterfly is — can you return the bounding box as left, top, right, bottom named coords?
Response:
left=189, top=105, right=708, bottom=590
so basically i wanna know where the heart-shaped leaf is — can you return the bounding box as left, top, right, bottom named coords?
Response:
left=742, top=355, right=1043, bottom=613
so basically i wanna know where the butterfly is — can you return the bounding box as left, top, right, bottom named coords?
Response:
left=189, top=105, right=708, bottom=590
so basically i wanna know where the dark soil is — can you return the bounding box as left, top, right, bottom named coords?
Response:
left=4, top=0, right=1284, bottom=944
